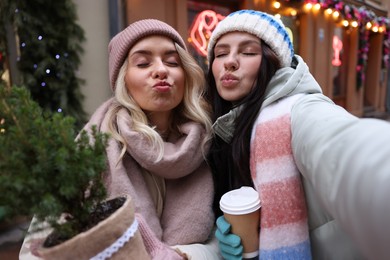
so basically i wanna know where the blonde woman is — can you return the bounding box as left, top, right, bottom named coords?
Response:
left=21, top=19, right=220, bottom=260
left=87, top=19, right=218, bottom=259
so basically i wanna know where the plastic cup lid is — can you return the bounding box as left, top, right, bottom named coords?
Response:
left=219, top=186, right=261, bottom=215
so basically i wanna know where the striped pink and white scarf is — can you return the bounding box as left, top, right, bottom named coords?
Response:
left=250, top=95, right=311, bottom=259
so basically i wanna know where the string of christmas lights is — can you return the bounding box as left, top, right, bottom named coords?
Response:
left=274, top=0, right=389, bottom=89
left=0, top=1, right=87, bottom=128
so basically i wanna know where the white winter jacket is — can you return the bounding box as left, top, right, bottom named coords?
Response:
left=282, top=56, right=390, bottom=259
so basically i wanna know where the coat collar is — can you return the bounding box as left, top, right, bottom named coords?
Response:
left=212, top=105, right=244, bottom=143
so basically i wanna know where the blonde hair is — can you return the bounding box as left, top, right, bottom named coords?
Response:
left=106, top=43, right=212, bottom=162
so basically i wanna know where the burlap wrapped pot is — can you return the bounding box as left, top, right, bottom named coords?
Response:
left=38, top=195, right=150, bottom=260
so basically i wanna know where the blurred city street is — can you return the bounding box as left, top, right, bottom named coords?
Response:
left=0, top=218, right=29, bottom=260
left=1, top=0, right=390, bottom=259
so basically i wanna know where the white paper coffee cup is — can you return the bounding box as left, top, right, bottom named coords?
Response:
left=220, top=186, right=261, bottom=259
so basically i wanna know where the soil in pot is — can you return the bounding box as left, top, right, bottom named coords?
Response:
left=43, top=197, right=126, bottom=248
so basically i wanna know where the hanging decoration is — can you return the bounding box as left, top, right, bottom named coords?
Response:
left=276, top=0, right=390, bottom=90
left=356, top=25, right=370, bottom=89
left=379, top=16, right=390, bottom=69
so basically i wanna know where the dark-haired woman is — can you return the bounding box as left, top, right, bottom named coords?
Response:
left=207, top=9, right=390, bottom=260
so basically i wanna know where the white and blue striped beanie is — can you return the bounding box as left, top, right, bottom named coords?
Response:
left=207, top=10, right=294, bottom=67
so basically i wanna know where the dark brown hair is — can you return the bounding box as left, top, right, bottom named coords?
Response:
left=207, top=41, right=281, bottom=217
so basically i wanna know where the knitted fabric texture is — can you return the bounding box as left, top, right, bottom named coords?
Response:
left=81, top=98, right=215, bottom=246
left=108, top=19, right=187, bottom=90
left=250, top=95, right=311, bottom=258
left=207, top=10, right=294, bottom=67
left=136, top=214, right=184, bottom=259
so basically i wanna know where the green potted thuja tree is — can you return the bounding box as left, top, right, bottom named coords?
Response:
left=0, top=85, right=149, bottom=259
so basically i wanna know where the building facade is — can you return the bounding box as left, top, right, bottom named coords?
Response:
left=121, top=0, right=389, bottom=117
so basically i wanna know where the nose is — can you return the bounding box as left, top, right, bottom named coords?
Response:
left=224, top=54, right=239, bottom=71
left=152, top=60, right=168, bottom=79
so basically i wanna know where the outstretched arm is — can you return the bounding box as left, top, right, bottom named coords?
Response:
left=291, top=93, right=390, bottom=259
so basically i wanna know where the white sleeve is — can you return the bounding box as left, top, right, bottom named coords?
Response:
left=291, top=93, right=390, bottom=259
left=172, top=230, right=222, bottom=260
left=19, top=217, right=51, bottom=260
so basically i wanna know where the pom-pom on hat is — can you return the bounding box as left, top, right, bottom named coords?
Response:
left=108, top=19, right=187, bottom=90
left=207, top=10, right=294, bottom=67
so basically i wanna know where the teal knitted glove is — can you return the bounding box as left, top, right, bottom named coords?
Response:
left=215, top=215, right=243, bottom=260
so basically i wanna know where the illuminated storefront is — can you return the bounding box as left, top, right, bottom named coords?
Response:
left=124, top=0, right=389, bottom=117
left=186, top=0, right=300, bottom=71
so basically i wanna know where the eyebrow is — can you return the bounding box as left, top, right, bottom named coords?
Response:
left=130, top=49, right=178, bottom=57
left=215, top=39, right=261, bottom=49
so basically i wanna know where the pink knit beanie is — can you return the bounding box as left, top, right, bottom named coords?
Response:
left=108, top=19, right=187, bottom=90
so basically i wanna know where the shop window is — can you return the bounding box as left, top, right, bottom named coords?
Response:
left=332, top=26, right=349, bottom=106
left=108, top=0, right=126, bottom=39
left=280, top=16, right=300, bottom=55
left=187, top=0, right=237, bottom=71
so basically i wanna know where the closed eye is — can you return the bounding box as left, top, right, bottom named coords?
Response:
left=215, top=53, right=228, bottom=58
left=243, top=52, right=258, bottom=56
left=165, top=61, right=179, bottom=67
left=136, top=63, right=149, bottom=68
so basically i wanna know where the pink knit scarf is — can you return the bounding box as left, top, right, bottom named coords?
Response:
left=82, top=98, right=215, bottom=246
